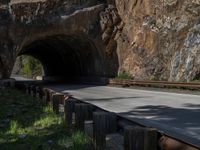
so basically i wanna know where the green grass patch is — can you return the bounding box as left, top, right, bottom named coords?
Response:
left=72, top=131, right=90, bottom=150
left=0, top=89, right=90, bottom=150
left=116, top=72, right=133, bottom=80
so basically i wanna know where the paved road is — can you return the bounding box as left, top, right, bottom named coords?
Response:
left=11, top=75, right=35, bottom=81
left=47, top=84, right=200, bottom=148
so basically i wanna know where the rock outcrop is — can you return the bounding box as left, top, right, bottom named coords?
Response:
left=101, top=0, right=200, bottom=81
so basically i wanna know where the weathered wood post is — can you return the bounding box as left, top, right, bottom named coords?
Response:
left=106, top=133, right=124, bottom=150
left=42, top=88, right=48, bottom=105
left=93, top=111, right=117, bottom=150
left=36, top=86, right=41, bottom=98
left=84, top=120, right=93, bottom=138
left=52, top=93, right=64, bottom=114
left=30, top=85, right=36, bottom=97
left=75, top=103, right=94, bottom=131
left=25, top=84, right=31, bottom=95
left=42, top=88, right=53, bottom=105
left=64, top=97, right=77, bottom=128
left=36, top=86, right=39, bottom=98
left=49, top=89, right=55, bottom=104
left=124, top=126, right=158, bottom=150
left=38, top=86, right=43, bottom=99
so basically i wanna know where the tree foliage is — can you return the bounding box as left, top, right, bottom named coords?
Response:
left=21, top=56, right=43, bottom=78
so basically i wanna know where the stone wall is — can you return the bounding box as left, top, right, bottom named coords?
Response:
left=0, top=0, right=109, bottom=79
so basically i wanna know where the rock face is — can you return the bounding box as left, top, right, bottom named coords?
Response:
left=1, top=0, right=200, bottom=81
left=100, top=0, right=200, bottom=81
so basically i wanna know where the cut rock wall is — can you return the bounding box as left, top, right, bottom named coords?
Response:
left=101, top=0, right=200, bottom=81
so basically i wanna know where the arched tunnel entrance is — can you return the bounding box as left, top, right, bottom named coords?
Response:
left=18, top=35, right=105, bottom=81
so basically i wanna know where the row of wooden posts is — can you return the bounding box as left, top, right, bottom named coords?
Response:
left=24, top=84, right=159, bottom=150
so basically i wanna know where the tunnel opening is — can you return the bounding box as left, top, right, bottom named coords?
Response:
left=18, top=35, right=105, bottom=81
left=12, top=55, right=44, bottom=80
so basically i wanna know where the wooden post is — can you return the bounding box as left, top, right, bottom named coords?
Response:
left=144, top=128, right=158, bottom=150
left=93, top=111, right=117, bottom=150
left=124, top=126, right=158, bottom=150
left=75, top=103, right=94, bottom=131
left=42, top=88, right=52, bottom=105
left=45, top=89, right=55, bottom=105
left=38, top=87, right=43, bottom=99
left=64, top=98, right=77, bottom=128
left=52, top=93, right=64, bottom=114
left=106, top=133, right=124, bottom=150
left=49, top=90, right=55, bottom=104
left=36, top=86, right=41, bottom=98
left=36, top=86, right=39, bottom=98
left=26, top=84, right=31, bottom=95
left=30, top=85, right=36, bottom=97
left=46, top=89, right=51, bottom=104
left=36, top=86, right=43, bottom=99
left=84, top=120, right=93, bottom=138
left=42, top=88, right=48, bottom=105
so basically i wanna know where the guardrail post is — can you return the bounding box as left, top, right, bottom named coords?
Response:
left=49, top=90, right=55, bottom=104
left=106, top=133, right=124, bottom=150
left=42, top=88, right=48, bottom=105
left=52, top=93, right=64, bottom=114
left=43, top=89, right=54, bottom=105
left=124, top=126, right=158, bottom=150
left=64, top=98, right=77, bottom=128
left=93, top=111, right=117, bottom=150
left=36, top=86, right=42, bottom=99
left=75, top=103, right=94, bottom=131
left=30, top=85, right=36, bottom=97
left=38, top=87, right=43, bottom=99
left=84, top=120, right=93, bottom=138
left=26, top=84, right=31, bottom=95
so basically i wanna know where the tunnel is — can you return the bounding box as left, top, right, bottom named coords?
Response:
left=18, top=35, right=105, bottom=81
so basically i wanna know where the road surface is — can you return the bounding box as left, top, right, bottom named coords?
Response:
left=11, top=75, right=42, bottom=81
left=47, top=84, right=200, bottom=148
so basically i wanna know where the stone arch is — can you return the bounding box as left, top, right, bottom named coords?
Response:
left=18, top=34, right=105, bottom=80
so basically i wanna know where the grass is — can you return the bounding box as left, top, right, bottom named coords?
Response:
left=116, top=72, right=133, bottom=80
left=72, top=132, right=90, bottom=150
left=0, top=88, right=90, bottom=150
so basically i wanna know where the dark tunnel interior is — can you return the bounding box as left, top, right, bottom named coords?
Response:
left=18, top=35, right=105, bottom=79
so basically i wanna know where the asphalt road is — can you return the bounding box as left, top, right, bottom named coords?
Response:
left=11, top=75, right=35, bottom=81
left=47, top=84, right=200, bottom=148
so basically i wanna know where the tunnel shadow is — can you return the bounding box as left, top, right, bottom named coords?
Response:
left=118, top=104, right=200, bottom=146
left=118, top=104, right=200, bottom=147
left=119, top=104, right=200, bottom=128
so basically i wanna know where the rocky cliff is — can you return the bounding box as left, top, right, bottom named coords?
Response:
left=101, top=0, right=200, bottom=81
left=1, top=0, right=200, bottom=82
